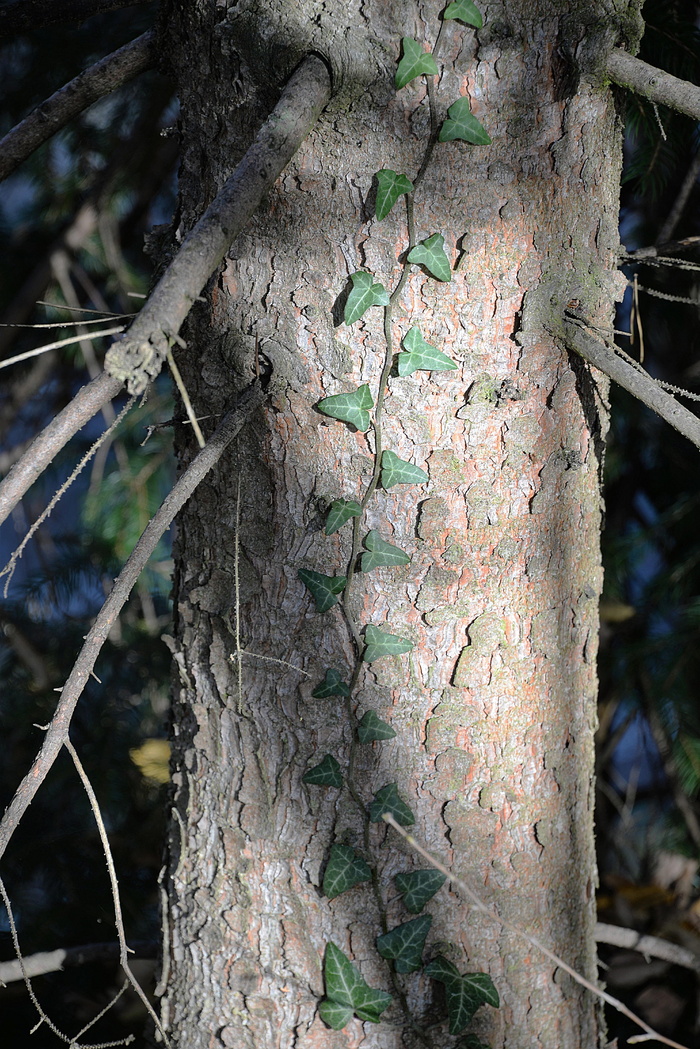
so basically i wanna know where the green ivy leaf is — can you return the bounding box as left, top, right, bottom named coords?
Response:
left=407, top=233, right=452, bottom=282
left=318, top=384, right=374, bottom=431
left=375, top=169, right=414, bottom=220
left=302, top=754, right=343, bottom=788
left=298, top=569, right=346, bottom=613
left=397, top=326, right=458, bottom=376
left=357, top=709, right=397, bottom=743
left=395, top=869, right=446, bottom=913
left=444, top=0, right=483, bottom=28
left=457, top=1037, right=492, bottom=1049
left=325, top=498, right=362, bottom=535
left=425, top=957, right=499, bottom=1034
left=376, top=914, right=432, bottom=973
left=395, top=37, right=439, bottom=88
left=439, top=97, right=491, bottom=145
left=344, top=271, right=390, bottom=324
left=380, top=450, right=428, bottom=489
left=369, top=782, right=415, bottom=825
left=360, top=530, right=411, bottom=572
left=322, top=943, right=393, bottom=1025
left=318, top=1000, right=354, bottom=1029
left=363, top=624, right=414, bottom=663
left=323, top=844, right=371, bottom=899
left=312, top=668, right=350, bottom=698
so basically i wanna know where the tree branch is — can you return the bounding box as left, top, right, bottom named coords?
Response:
left=0, top=29, right=157, bottom=183
left=0, top=380, right=265, bottom=863
left=0, top=0, right=151, bottom=40
left=0, top=53, right=330, bottom=526
left=0, top=370, right=123, bottom=528
left=0, top=941, right=157, bottom=985
left=606, top=48, right=700, bottom=122
left=562, top=316, right=700, bottom=452
left=595, top=922, right=700, bottom=974
left=105, top=52, right=332, bottom=394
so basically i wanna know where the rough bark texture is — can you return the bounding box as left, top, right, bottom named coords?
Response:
left=160, top=1, right=629, bottom=1046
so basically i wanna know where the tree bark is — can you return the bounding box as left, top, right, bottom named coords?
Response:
left=160, top=1, right=627, bottom=1046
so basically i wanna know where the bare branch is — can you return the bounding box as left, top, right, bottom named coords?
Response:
left=0, top=30, right=157, bottom=183
left=606, top=48, right=700, bottom=122
left=0, top=379, right=265, bottom=863
left=562, top=316, right=700, bottom=452
left=0, top=370, right=123, bottom=528
left=0, top=941, right=156, bottom=985
left=596, top=922, right=700, bottom=974
left=65, top=739, right=168, bottom=1045
left=106, top=53, right=332, bottom=394
left=0, top=0, right=151, bottom=39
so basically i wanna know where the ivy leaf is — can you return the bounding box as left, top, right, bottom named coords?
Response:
left=360, top=530, right=411, bottom=572
left=396, top=37, right=439, bottom=89
left=322, top=943, right=393, bottom=1024
left=318, top=1000, right=354, bottom=1029
left=369, top=782, right=415, bottom=826
left=407, top=233, right=452, bottom=282
left=439, top=97, right=491, bottom=145
left=395, top=869, right=446, bottom=913
left=323, top=844, right=371, bottom=899
left=376, top=914, right=432, bottom=973
left=318, top=384, right=374, bottom=431
left=424, top=956, right=461, bottom=983
left=326, top=498, right=362, bottom=535
left=363, top=624, right=414, bottom=663
left=303, top=754, right=343, bottom=788
left=312, top=668, right=350, bottom=698
left=357, top=709, right=397, bottom=743
left=425, top=958, right=499, bottom=1034
left=375, top=169, right=414, bottom=220
left=380, top=450, right=428, bottom=489
left=298, top=569, right=346, bottom=613
left=444, top=0, right=483, bottom=28
left=344, top=271, right=390, bottom=325
left=397, top=326, right=458, bottom=376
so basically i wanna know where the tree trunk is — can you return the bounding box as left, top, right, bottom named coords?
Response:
left=160, top=1, right=627, bottom=1046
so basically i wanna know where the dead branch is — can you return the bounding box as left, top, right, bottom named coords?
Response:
left=562, top=315, right=700, bottom=452
left=0, top=379, right=265, bottom=863
left=105, top=52, right=332, bottom=394
left=0, top=30, right=156, bottom=183
left=0, top=941, right=157, bottom=985
left=0, top=370, right=123, bottom=529
left=0, top=0, right=151, bottom=39
left=596, top=922, right=700, bottom=974
left=606, top=49, right=700, bottom=122
left=0, top=55, right=330, bottom=528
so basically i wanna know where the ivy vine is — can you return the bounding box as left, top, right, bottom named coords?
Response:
left=297, top=5, right=499, bottom=1043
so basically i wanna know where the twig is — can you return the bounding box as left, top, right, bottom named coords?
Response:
left=0, top=877, right=134, bottom=1047
left=382, top=814, right=691, bottom=1049
left=166, top=349, right=205, bottom=448
left=65, top=739, right=169, bottom=1045
left=0, top=370, right=123, bottom=528
left=656, top=149, right=700, bottom=246
left=105, top=53, right=332, bottom=394
left=0, top=379, right=265, bottom=863
left=0, top=30, right=156, bottom=182
left=606, top=49, right=700, bottom=122
left=0, top=396, right=136, bottom=595
left=0, top=325, right=125, bottom=371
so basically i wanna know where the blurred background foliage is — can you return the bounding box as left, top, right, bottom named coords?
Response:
left=3, top=0, right=700, bottom=1045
